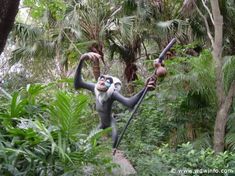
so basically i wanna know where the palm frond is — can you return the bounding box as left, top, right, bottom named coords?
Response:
left=192, top=133, right=212, bottom=149
left=9, top=92, right=27, bottom=119
left=157, top=19, right=190, bottom=42
left=118, top=16, right=136, bottom=44
left=13, top=22, right=43, bottom=44
left=10, top=39, right=55, bottom=66
left=75, top=0, right=116, bottom=42
left=225, top=112, right=235, bottom=151
left=11, top=23, right=56, bottom=65
left=49, top=91, right=88, bottom=141
left=222, top=56, right=235, bottom=93
left=167, top=50, right=215, bottom=103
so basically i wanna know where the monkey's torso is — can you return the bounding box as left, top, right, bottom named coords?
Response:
left=95, top=97, right=114, bottom=128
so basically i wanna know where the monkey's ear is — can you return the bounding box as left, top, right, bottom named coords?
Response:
left=114, top=82, right=121, bottom=92
left=105, top=76, right=121, bottom=91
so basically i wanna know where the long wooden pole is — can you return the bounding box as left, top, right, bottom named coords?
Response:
left=113, top=38, right=176, bottom=155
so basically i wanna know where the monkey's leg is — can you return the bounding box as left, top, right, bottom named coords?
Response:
left=111, top=117, right=118, bottom=148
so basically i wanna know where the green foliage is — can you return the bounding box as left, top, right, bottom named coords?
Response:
left=222, top=56, right=235, bottom=93
left=139, top=143, right=235, bottom=175
left=4, top=1, right=235, bottom=175
left=225, top=101, right=235, bottom=152
left=10, top=21, right=57, bottom=82
left=118, top=50, right=219, bottom=173
left=166, top=49, right=216, bottom=105
left=49, top=91, right=89, bottom=141
left=75, top=0, right=116, bottom=41
left=221, top=0, right=235, bottom=55
left=23, top=0, right=67, bottom=20
left=160, top=50, right=216, bottom=145
left=0, top=84, right=114, bottom=175
left=2, top=71, right=36, bottom=92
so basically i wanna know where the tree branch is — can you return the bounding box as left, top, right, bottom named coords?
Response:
left=194, top=1, right=214, bottom=46
left=62, top=30, right=82, bottom=55
left=142, top=41, right=149, bottom=59
left=201, top=0, right=214, bottom=25
left=210, top=0, right=223, bottom=59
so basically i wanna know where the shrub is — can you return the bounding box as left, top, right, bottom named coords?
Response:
left=0, top=84, right=114, bottom=176
left=137, top=143, right=235, bottom=176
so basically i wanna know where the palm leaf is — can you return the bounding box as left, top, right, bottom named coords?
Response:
left=13, top=22, right=43, bottom=44
left=222, top=56, right=235, bottom=93
left=167, top=50, right=216, bottom=105
left=157, top=19, right=190, bottom=42
left=118, top=15, right=136, bottom=44
left=192, top=133, right=212, bottom=148
left=9, top=92, right=27, bottom=118
left=10, top=40, right=55, bottom=66
left=49, top=91, right=88, bottom=141
left=225, top=112, right=235, bottom=151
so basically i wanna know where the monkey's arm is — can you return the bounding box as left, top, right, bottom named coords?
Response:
left=112, top=89, right=146, bottom=109
left=74, top=57, right=95, bottom=92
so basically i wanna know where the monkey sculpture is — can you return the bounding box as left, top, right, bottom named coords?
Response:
left=74, top=52, right=161, bottom=147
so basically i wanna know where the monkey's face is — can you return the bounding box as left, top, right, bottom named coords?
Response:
left=96, top=75, right=113, bottom=92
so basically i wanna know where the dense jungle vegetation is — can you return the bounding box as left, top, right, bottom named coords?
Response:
left=0, top=0, right=235, bottom=175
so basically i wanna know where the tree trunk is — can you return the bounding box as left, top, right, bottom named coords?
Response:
left=192, top=0, right=235, bottom=153
left=210, top=0, right=235, bottom=153
left=0, top=0, right=20, bottom=54
left=214, top=105, right=230, bottom=152
left=210, top=0, right=228, bottom=153
left=91, top=57, right=101, bottom=80
left=214, top=82, right=235, bottom=152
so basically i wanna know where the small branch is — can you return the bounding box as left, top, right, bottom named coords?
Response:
left=142, top=41, right=149, bottom=59
left=110, top=6, right=122, bottom=18
left=201, top=0, right=214, bottom=25
left=66, top=65, right=77, bottom=77
left=62, top=30, right=82, bottom=55
left=135, top=52, right=158, bottom=60
left=194, top=1, right=214, bottom=46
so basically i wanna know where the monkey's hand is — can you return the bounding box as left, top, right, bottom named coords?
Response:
left=80, top=52, right=101, bottom=62
left=154, top=58, right=167, bottom=77
left=145, top=75, right=157, bottom=91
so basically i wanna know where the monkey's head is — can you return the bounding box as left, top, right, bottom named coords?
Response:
left=96, top=75, right=113, bottom=92
left=95, top=75, right=121, bottom=104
